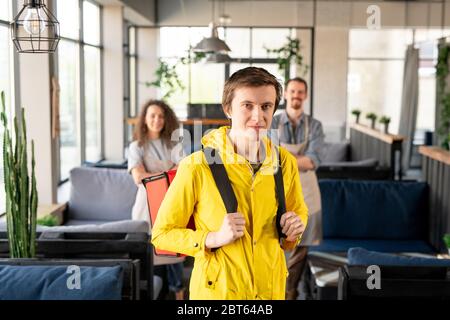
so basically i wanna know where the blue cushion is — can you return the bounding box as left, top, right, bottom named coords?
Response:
left=348, top=247, right=450, bottom=267
left=309, top=239, right=436, bottom=253
left=319, top=180, right=428, bottom=240
left=0, top=265, right=123, bottom=300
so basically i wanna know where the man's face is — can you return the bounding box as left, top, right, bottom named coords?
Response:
left=228, top=85, right=276, bottom=142
left=284, top=80, right=307, bottom=112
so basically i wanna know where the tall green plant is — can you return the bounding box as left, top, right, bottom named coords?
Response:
left=1, top=91, right=38, bottom=258
left=436, top=44, right=450, bottom=150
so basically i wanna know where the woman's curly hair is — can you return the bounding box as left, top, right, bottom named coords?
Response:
left=135, top=100, right=179, bottom=147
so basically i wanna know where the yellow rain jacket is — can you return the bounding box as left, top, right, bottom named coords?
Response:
left=151, top=126, right=308, bottom=300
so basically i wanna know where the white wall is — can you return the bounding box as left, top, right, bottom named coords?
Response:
left=121, top=0, right=156, bottom=24
left=137, top=28, right=159, bottom=109
left=19, top=55, right=55, bottom=204
left=103, top=6, right=125, bottom=160
left=13, top=0, right=56, bottom=204
left=314, top=27, right=349, bottom=142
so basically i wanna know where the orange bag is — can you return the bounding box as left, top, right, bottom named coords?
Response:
left=142, top=170, right=195, bottom=257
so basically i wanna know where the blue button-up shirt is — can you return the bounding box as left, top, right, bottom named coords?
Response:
left=271, top=110, right=325, bottom=168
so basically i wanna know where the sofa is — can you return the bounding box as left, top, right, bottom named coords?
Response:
left=337, top=248, right=450, bottom=300
left=0, top=258, right=146, bottom=300
left=0, top=166, right=162, bottom=299
left=57, top=166, right=147, bottom=231
left=311, top=179, right=436, bottom=253
left=317, top=142, right=391, bottom=180
left=0, top=167, right=147, bottom=233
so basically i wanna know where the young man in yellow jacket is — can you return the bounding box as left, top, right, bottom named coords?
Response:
left=152, top=67, right=308, bottom=300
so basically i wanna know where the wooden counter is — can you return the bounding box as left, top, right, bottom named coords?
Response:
left=419, top=145, right=450, bottom=166
left=350, top=123, right=405, bottom=144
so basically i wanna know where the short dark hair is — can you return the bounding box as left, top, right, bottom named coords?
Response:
left=285, top=77, right=308, bottom=93
left=222, top=67, right=283, bottom=114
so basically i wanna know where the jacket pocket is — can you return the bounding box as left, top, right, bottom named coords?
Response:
left=204, top=253, right=221, bottom=290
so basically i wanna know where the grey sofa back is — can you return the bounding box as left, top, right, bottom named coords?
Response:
left=68, top=167, right=138, bottom=222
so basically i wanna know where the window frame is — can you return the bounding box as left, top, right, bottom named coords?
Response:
left=146, top=25, right=314, bottom=113
left=53, top=0, right=104, bottom=184
left=346, top=28, right=450, bottom=139
left=124, top=22, right=137, bottom=146
left=0, top=0, right=20, bottom=216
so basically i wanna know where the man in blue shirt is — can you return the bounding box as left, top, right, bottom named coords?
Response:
left=271, top=77, right=325, bottom=300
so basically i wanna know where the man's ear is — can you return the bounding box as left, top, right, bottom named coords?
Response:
left=223, top=106, right=231, bottom=119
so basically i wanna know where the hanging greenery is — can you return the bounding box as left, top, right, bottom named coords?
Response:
left=264, top=36, right=309, bottom=83
left=145, top=48, right=206, bottom=101
left=144, top=58, right=185, bottom=101
left=436, top=44, right=450, bottom=150
left=1, top=91, right=38, bottom=258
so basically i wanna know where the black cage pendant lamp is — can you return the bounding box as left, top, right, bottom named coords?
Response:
left=11, top=0, right=60, bottom=53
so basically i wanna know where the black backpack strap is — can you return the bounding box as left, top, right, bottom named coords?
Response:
left=203, top=147, right=238, bottom=213
left=274, top=147, right=287, bottom=240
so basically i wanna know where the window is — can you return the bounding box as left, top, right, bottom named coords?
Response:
left=56, top=0, right=102, bottom=181
left=157, top=27, right=310, bottom=118
left=347, top=29, right=412, bottom=135
left=0, top=0, right=13, bottom=214
left=83, top=1, right=101, bottom=163
left=124, top=23, right=137, bottom=145
left=347, top=28, right=450, bottom=137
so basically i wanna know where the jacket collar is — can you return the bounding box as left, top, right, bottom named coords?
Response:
left=201, top=126, right=279, bottom=175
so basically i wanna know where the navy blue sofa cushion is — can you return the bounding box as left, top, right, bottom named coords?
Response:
left=319, top=180, right=428, bottom=240
left=348, top=247, right=450, bottom=266
left=0, top=265, right=123, bottom=300
left=312, top=239, right=436, bottom=253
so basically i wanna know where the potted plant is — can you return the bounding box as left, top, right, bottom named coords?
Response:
left=351, top=109, right=361, bottom=124
left=37, top=215, right=59, bottom=227
left=265, top=36, right=309, bottom=83
left=1, top=91, right=38, bottom=258
left=443, top=133, right=450, bottom=151
left=379, top=116, right=391, bottom=134
left=366, top=112, right=378, bottom=129
left=444, top=234, right=450, bottom=255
